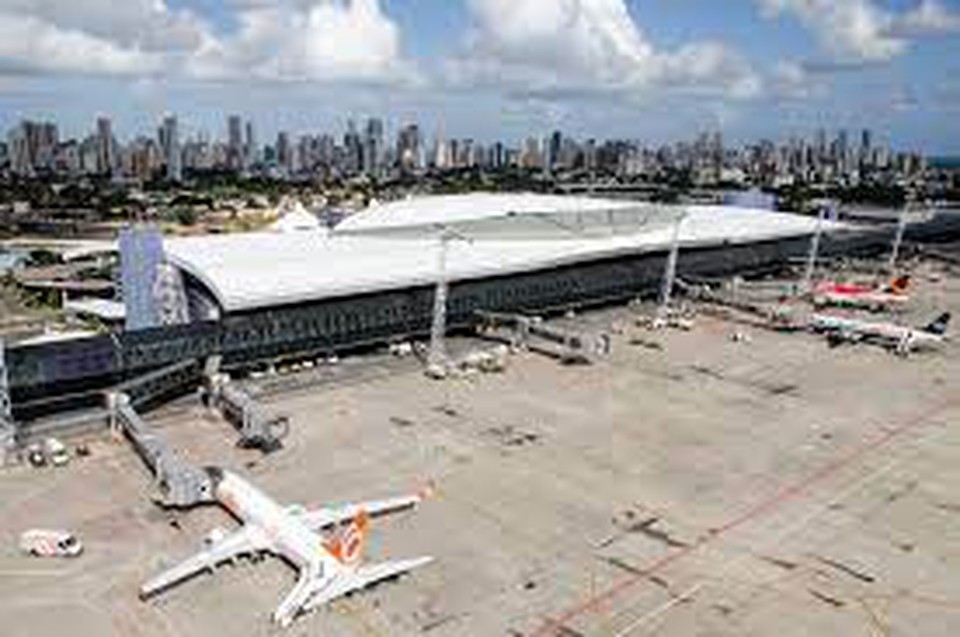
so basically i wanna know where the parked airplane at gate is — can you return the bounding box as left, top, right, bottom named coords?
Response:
left=812, top=275, right=911, bottom=311
left=141, top=467, right=434, bottom=627
left=809, top=311, right=951, bottom=355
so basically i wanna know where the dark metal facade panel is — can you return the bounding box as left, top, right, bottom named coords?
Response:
left=7, top=223, right=933, bottom=419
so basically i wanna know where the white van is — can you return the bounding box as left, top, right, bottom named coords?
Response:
left=19, top=529, right=83, bottom=557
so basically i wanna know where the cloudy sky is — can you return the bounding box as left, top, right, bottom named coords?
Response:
left=1, top=0, right=959, bottom=153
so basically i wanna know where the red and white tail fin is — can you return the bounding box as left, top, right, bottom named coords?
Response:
left=888, top=275, right=910, bottom=294
left=323, top=510, right=369, bottom=568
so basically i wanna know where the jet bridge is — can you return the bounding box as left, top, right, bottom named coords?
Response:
left=106, top=392, right=214, bottom=508
left=474, top=310, right=612, bottom=364
left=203, top=371, right=288, bottom=453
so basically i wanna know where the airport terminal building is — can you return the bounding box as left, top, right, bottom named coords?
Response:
left=4, top=193, right=916, bottom=415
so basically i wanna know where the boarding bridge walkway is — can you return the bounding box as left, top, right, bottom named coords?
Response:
left=203, top=372, right=288, bottom=454
left=108, top=392, right=214, bottom=508
left=475, top=310, right=612, bottom=364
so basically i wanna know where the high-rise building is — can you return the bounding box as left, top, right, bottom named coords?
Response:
left=7, top=125, right=32, bottom=176
left=276, top=131, right=292, bottom=174
left=342, top=119, right=362, bottom=175
left=6, top=120, right=58, bottom=176
left=490, top=141, right=505, bottom=169
left=53, top=140, right=81, bottom=175
left=548, top=130, right=563, bottom=171
left=36, top=123, right=58, bottom=171
left=396, top=124, right=422, bottom=172
left=433, top=136, right=449, bottom=170
left=837, top=129, right=849, bottom=169
left=815, top=128, right=827, bottom=159
left=244, top=120, right=256, bottom=169
left=159, top=115, right=182, bottom=181
left=7, top=123, right=33, bottom=176
left=95, top=117, right=115, bottom=174
left=521, top=137, right=542, bottom=169
left=80, top=135, right=100, bottom=174
left=712, top=131, right=724, bottom=177
left=227, top=115, right=243, bottom=171
left=363, top=118, right=384, bottom=176
left=860, top=128, right=872, bottom=169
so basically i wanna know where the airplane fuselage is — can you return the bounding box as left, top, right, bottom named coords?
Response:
left=814, top=291, right=907, bottom=310
left=215, top=470, right=321, bottom=570
left=142, top=468, right=432, bottom=628
left=810, top=314, right=944, bottom=350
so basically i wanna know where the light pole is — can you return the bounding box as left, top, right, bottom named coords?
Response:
left=657, top=209, right=687, bottom=321
left=427, top=225, right=471, bottom=377
left=888, top=190, right=914, bottom=272
left=801, top=205, right=827, bottom=294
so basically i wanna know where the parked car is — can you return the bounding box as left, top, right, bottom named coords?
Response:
left=43, top=438, right=70, bottom=467
left=25, top=444, right=46, bottom=468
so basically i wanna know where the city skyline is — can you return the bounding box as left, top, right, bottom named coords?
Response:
left=4, top=111, right=930, bottom=191
left=0, top=1, right=959, bottom=153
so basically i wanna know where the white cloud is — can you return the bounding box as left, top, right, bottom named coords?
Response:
left=0, top=0, right=415, bottom=86
left=0, top=12, right=161, bottom=76
left=759, top=0, right=960, bottom=65
left=893, top=0, right=960, bottom=37
left=758, top=0, right=905, bottom=62
left=0, top=0, right=206, bottom=77
left=450, top=0, right=761, bottom=101
left=188, top=0, right=417, bottom=85
left=769, top=59, right=828, bottom=101
left=0, top=0, right=208, bottom=53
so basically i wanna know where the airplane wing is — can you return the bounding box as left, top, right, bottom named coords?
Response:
left=298, top=493, right=427, bottom=531
left=140, top=525, right=269, bottom=598
left=304, top=556, right=434, bottom=612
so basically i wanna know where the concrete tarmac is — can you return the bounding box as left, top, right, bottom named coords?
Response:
left=2, top=260, right=960, bottom=636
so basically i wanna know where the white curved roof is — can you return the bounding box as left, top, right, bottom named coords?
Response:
left=269, top=200, right=323, bottom=233
left=338, top=193, right=646, bottom=232
left=164, top=194, right=840, bottom=313
left=338, top=193, right=676, bottom=240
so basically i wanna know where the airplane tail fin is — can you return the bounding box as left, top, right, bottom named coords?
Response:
left=887, top=275, right=911, bottom=294
left=323, top=510, right=369, bottom=568
left=923, top=312, right=951, bottom=335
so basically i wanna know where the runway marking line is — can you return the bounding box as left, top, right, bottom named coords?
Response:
left=532, top=398, right=956, bottom=637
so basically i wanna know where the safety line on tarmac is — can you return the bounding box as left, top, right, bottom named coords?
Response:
left=531, top=398, right=955, bottom=637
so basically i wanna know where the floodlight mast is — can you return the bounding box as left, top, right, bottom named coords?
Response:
left=801, top=205, right=827, bottom=293
left=657, top=208, right=687, bottom=320
left=888, top=191, right=914, bottom=272
left=427, top=225, right=472, bottom=374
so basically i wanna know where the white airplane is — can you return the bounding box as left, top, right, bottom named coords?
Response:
left=141, top=467, right=434, bottom=627
left=809, top=311, right=951, bottom=355
left=812, top=275, right=911, bottom=311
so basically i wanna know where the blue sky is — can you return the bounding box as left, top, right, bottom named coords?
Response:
left=1, top=0, right=958, bottom=153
